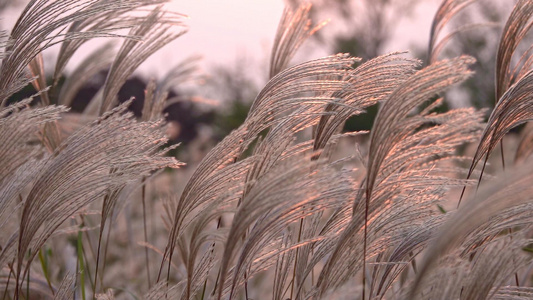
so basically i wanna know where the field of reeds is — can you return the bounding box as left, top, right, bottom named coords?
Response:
left=2, top=0, right=533, bottom=299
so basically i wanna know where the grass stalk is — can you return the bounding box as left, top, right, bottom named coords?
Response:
left=141, top=177, right=152, bottom=289
left=78, top=227, right=86, bottom=300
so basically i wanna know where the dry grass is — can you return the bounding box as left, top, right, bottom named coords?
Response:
left=2, top=0, right=533, bottom=299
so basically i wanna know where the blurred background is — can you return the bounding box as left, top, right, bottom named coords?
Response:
left=0, top=0, right=519, bottom=158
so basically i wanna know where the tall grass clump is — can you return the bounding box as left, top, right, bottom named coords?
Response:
left=2, top=0, right=533, bottom=299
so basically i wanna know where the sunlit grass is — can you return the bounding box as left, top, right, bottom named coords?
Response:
left=1, top=0, right=533, bottom=299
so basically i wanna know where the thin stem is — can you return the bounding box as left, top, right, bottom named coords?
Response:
left=500, top=139, right=506, bottom=170
left=141, top=177, right=152, bottom=289
left=363, top=189, right=370, bottom=300
left=93, top=221, right=104, bottom=297
left=26, top=250, right=30, bottom=300
left=2, top=262, right=14, bottom=300
left=94, top=192, right=112, bottom=296
left=244, top=276, right=250, bottom=300
left=101, top=214, right=113, bottom=289
left=81, top=239, right=95, bottom=293
left=207, top=217, right=223, bottom=298
left=78, top=229, right=87, bottom=300
left=290, top=217, right=304, bottom=300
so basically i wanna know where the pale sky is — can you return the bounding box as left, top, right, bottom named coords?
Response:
left=142, top=0, right=441, bottom=78
left=150, top=0, right=286, bottom=74
left=0, top=0, right=442, bottom=79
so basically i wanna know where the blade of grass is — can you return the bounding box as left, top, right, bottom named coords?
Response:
left=38, top=248, right=54, bottom=296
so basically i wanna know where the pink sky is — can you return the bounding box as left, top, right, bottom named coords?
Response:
left=142, top=0, right=286, bottom=78
left=1, top=0, right=442, bottom=79
left=142, top=0, right=441, bottom=78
